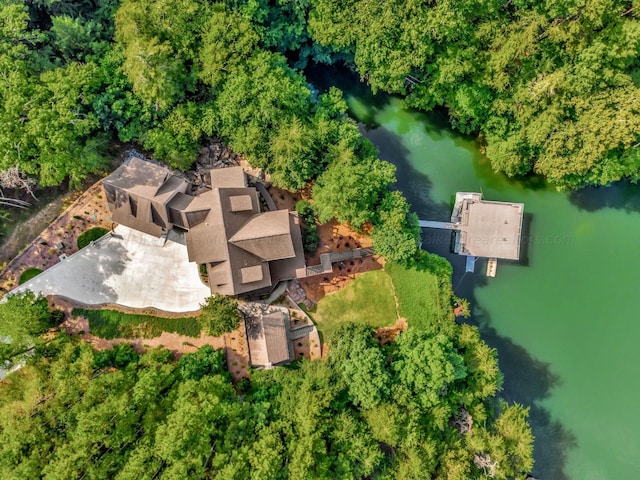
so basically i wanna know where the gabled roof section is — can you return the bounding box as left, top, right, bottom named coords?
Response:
left=103, top=158, right=188, bottom=202
left=103, top=158, right=169, bottom=193
left=167, top=192, right=194, bottom=211
left=208, top=262, right=231, bottom=287
left=186, top=228, right=227, bottom=264
left=168, top=193, right=211, bottom=229
left=269, top=213, right=307, bottom=282
left=247, top=310, right=294, bottom=368
left=228, top=210, right=295, bottom=261
left=210, top=166, right=246, bottom=188
left=155, top=175, right=187, bottom=197
left=225, top=245, right=272, bottom=294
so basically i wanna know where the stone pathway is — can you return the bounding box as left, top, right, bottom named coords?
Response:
left=287, top=280, right=314, bottom=309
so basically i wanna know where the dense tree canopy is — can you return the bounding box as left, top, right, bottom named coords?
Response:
left=0, top=0, right=425, bottom=258
left=371, top=191, right=421, bottom=264
left=0, top=292, right=55, bottom=367
left=8, top=1, right=626, bottom=475
left=0, top=326, right=533, bottom=479
left=0, top=0, right=114, bottom=187
left=1, top=0, right=637, bottom=244
left=313, top=155, right=396, bottom=230
left=309, top=0, right=640, bottom=188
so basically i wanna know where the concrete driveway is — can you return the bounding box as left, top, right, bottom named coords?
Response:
left=12, top=225, right=211, bottom=313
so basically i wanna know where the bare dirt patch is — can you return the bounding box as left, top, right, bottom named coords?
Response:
left=374, top=317, right=408, bottom=346
left=292, top=331, right=322, bottom=361
left=268, top=185, right=302, bottom=211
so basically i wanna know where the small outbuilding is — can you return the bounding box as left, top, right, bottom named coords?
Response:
left=245, top=308, right=294, bottom=369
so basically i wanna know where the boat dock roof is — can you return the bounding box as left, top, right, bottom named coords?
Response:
left=454, top=193, right=524, bottom=260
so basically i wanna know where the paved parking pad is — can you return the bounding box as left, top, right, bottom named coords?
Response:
left=13, top=225, right=211, bottom=313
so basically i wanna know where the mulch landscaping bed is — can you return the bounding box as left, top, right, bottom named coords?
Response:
left=0, top=180, right=113, bottom=294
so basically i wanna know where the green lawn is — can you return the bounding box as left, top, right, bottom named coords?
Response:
left=311, top=269, right=397, bottom=343
left=19, top=267, right=42, bottom=284
left=385, top=252, right=454, bottom=332
left=72, top=308, right=200, bottom=339
left=77, top=227, right=109, bottom=249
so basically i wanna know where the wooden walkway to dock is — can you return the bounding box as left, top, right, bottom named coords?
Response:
left=305, top=248, right=374, bottom=277
left=418, top=220, right=460, bottom=230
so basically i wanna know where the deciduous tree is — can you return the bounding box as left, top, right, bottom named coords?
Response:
left=198, top=295, right=240, bottom=336
left=312, top=155, right=396, bottom=230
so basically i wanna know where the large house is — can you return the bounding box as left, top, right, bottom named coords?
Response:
left=103, top=158, right=306, bottom=296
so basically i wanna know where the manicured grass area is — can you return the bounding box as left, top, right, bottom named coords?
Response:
left=72, top=308, right=200, bottom=339
left=19, top=267, right=42, bottom=284
left=311, top=270, right=397, bottom=343
left=77, top=227, right=109, bottom=249
left=385, top=252, right=454, bottom=331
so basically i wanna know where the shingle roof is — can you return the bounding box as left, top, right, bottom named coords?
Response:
left=246, top=311, right=294, bottom=367
left=228, top=210, right=295, bottom=261
left=103, top=158, right=168, bottom=192
left=103, top=158, right=188, bottom=236
left=186, top=228, right=227, bottom=263
left=210, top=167, right=246, bottom=188
left=104, top=159, right=305, bottom=297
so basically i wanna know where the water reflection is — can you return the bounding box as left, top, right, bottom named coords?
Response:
left=306, top=63, right=594, bottom=478
left=360, top=121, right=569, bottom=478
left=568, top=181, right=640, bottom=213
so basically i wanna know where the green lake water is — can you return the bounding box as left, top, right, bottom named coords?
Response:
left=310, top=67, right=640, bottom=479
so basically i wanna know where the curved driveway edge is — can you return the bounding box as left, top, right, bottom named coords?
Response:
left=12, top=225, right=211, bottom=313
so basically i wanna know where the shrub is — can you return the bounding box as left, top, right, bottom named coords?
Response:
left=50, top=309, right=65, bottom=325
left=295, top=199, right=314, bottom=217
left=179, top=345, right=226, bottom=380
left=77, top=227, right=109, bottom=249
left=371, top=191, right=420, bottom=264
left=295, top=200, right=319, bottom=253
